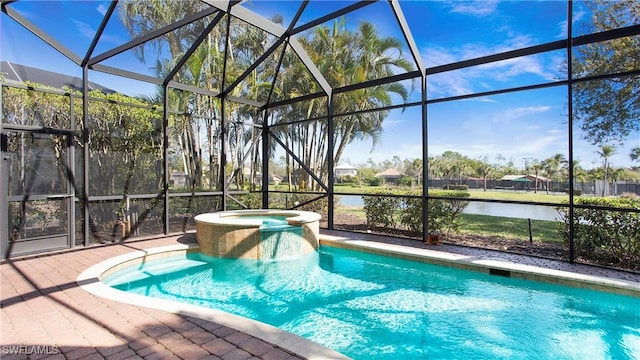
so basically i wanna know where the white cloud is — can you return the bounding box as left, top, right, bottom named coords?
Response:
left=513, top=134, right=566, bottom=154
left=491, top=106, right=551, bottom=123
left=557, top=8, right=587, bottom=38
left=73, top=20, right=96, bottom=39
left=448, top=0, right=499, bottom=17
left=382, top=118, right=404, bottom=129
left=477, top=55, right=558, bottom=81
left=97, top=4, right=108, bottom=16
left=422, top=34, right=564, bottom=98
left=427, top=71, right=474, bottom=97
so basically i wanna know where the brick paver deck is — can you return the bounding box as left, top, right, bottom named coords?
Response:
left=2, top=231, right=639, bottom=360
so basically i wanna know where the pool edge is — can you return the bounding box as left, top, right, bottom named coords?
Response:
left=319, top=235, right=640, bottom=298
left=77, top=243, right=350, bottom=360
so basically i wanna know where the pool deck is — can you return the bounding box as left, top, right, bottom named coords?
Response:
left=2, top=230, right=639, bottom=360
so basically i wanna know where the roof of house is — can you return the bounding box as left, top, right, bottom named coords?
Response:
left=501, top=175, right=526, bottom=181
left=1, top=61, right=115, bottom=93
left=501, top=174, right=549, bottom=181
left=375, top=168, right=404, bottom=177
left=335, top=163, right=357, bottom=170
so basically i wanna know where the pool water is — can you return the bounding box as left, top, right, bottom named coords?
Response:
left=227, top=215, right=288, bottom=222
left=103, top=247, right=640, bottom=359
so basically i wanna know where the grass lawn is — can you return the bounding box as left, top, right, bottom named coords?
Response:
left=457, top=213, right=562, bottom=243
left=334, top=205, right=563, bottom=243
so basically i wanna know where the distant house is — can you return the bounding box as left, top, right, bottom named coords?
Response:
left=242, top=167, right=262, bottom=185
left=1, top=61, right=115, bottom=93
left=170, top=171, right=187, bottom=188
left=375, top=168, right=404, bottom=185
left=334, top=163, right=357, bottom=182
left=500, top=174, right=548, bottom=183
left=499, top=174, right=548, bottom=190
left=269, top=174, right=282, bottom=185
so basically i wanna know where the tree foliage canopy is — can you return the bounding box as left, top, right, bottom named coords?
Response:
left=572, top=0, right=640, bottom=146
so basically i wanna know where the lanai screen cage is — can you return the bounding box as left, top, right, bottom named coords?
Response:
left=1, top=0, right=639, bottom=271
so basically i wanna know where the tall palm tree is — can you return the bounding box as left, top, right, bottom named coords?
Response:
left=596, top=144, right=616, bottom=196
left=542, top=153, right=567, bottom=194
left=287, top=18, right=414, bottom=189
left=531, top=159, right=543, bottom=193
left=571, top=159, right=589, bottom=195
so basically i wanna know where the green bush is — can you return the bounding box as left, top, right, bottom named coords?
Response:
left=557, top=197, right=640, bottom=269
left=362, top=189, right=470, bottom=235
left=233, top=193, right=263, bottom=209
left=563, top=189, right=583, bottom=196
left=362, top=190, right=402, bottom=228
left=367, top=176, right=383, bottom=186
left=402, top=190, right=470, bottom=234
left=398, top=176, right=415, bottom=187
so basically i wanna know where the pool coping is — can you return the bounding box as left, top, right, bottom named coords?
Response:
left=319, top=234, right=640, bottom=298
left=77, top=243, right=350, bottom=360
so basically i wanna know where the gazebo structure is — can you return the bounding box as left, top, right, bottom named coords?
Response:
left=1, top=0, right=639, bottom=270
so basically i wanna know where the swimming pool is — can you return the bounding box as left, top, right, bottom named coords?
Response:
left=102, top=245, right=640, bottom=359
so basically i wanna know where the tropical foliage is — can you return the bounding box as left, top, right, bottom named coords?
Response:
left=572, top=0, right=640, bottom=146
left=118, top=0, right=414, bottom=193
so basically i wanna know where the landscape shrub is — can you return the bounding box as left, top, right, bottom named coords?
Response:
left=422, top=190, right=470, bottom=234
left=362, top=190, right=402, bottom=228
left=234, top=193, right=262, bottom=209
left=362, top=189, right=470, bottom=235
left=367, top=176, right=383, bottom=186
left=398, top=176, right=415, bottom=187
left=563, top=189, right=583, bottom=196
left=557, top=197, right=640, bottom=269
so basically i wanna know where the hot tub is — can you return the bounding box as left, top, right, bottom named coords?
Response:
left=194, top=209, right=321, bottom=259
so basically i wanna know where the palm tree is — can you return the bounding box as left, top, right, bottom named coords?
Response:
left=571, top=160, right=589, bottom=195
left=609, top=167, right=625, bottom=195
left=281, top=18, right=414, bottom=189
left=631, top=147, right=640, bottom=163
left=531, top=159, right=543, bottom=193
left=475, top=156, right=493, bottom=191
left=596, top=144, right=616, bottom=196
left=542, top=153, right=567, bottom=194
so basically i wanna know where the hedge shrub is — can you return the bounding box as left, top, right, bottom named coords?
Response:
left=362, top=189, right=470, bottom=235
left=557, top=197, right=640, bottom=270
left=362, top=189, right=402, bottom=228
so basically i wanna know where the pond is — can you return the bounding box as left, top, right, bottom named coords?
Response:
left=338, top=195, right=559, bottom=221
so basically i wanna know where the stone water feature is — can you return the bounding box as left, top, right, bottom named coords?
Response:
left=194, top=209, right=321, bottom=260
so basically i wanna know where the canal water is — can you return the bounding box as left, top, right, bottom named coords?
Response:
left=337, top=195, right=560, bottom=221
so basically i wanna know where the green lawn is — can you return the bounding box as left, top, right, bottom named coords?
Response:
left=457, top=213, right=562, bottom=243
left=335, top=205, right=562, bottom=243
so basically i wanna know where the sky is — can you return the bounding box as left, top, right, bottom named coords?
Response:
left=1, top=0, right=638, bottom=171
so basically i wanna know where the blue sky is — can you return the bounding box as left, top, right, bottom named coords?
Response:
left=2, top=0, right=638, bottom=170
